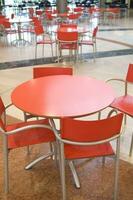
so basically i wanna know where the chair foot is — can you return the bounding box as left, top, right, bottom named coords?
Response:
left=68, top=160, right=81, bottom=189
left=25, top=152, right=53, bottom=170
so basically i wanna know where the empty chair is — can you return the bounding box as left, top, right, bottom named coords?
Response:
left=57, top=28, right=79, bottom=63
left=79, top=26, right=98, bottom=61
left=1, top=20, right=17, bottom=45
left=0, top=96, right=55, bottom=193
left=52, top=113, right=123, bottom=200
left=106, top=63, right=133, bottom=156
left=34, top=24, right=55, bottom=59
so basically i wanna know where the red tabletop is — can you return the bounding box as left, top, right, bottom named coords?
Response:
left=11, top=75, right=115, bottom=118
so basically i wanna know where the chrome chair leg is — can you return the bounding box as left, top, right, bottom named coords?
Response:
left=114, top=138, right=120, bottom=200
left=3, top=134, right=9, bottom=193
left=25, top=152, right=54, bottom=170
left=60, top=142, right=66, bottom=200
left=129, top=132, right=133, bottom=157
left=68, top=160, right=81, bottom=188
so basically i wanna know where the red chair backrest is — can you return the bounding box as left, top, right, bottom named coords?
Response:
left=34, top=24, right=44, bottom=35
left=57, top=30, right=78, bottom=42
left=126, top=64, right=133, bottom=83
left=33, top=67, right=73, bottom=78
left=36, top=10, right=43, bottom=16
left=61, top=113, right=123, bottom=142
left=0, top=15, right=5, bottom=19
left=93, top=26, right=98, bottom=37
left=68, top=13, right=80, bottom=20
left=74, top=7, right=84, bottom=12
left=2, top=20, right=11, bottom=28
left=45, top=13, right=53, bottom=20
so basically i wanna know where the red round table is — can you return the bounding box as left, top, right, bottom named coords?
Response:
left=11, top=75, right=115, bottom=118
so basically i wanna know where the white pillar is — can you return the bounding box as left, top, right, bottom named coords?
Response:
left=57, top=0, right=67, bottom=13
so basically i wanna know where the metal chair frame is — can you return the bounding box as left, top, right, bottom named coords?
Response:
left=106, top=63, right=133, bottom=156
left=0, top=100, right=56, bottom=193
left=51, top=113, right=123, bottom=200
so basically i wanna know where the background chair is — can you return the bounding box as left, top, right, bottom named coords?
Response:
left=34, top=24, right=55, bottom=59
left=79, top=26, right=98, bottom=61
left=106, top=63, right=133, bottom=156
left=0, top=96, right=55, bottom=193
left=33, top=66, right=73, bottom=78
left=57, top=29, right=79, bottom=63
left=52, top=113, right=123, bottom=200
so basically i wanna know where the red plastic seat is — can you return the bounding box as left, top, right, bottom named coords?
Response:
left=106, top=63, right=133, bottom=156
left=53, top=113, right=123, bottom=200
left=0, top=96, right=55, bottom=193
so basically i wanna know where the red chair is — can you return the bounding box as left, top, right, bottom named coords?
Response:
left=68, top=13, right=81, bottom=23
left=33, top=66, right=73, bottom=78
left=57, top=29, right=79, bottom=63
left=52, top=113, right=123, bottom=200
left=34, top=24, right=55, bottom=59
left=1, top=20, right=17, bottom=45
left=79, top=26, right=98, bottom=61
left=106, top=63, right=133, bottom=156
left=36, top=10, right=44, bottom=17
left=0, top=96, right=55, bottom=193
left=73, top=7, right=84, bottom=13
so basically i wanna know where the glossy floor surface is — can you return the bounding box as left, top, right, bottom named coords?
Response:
left=0, top=8, right=133, bottom=199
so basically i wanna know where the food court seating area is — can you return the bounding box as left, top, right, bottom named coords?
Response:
left=0, top=3, right=133, bottom=199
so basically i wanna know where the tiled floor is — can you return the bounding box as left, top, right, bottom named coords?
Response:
left=0, top=9, right=133, bottom=165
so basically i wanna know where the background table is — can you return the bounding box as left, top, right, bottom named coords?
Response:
left=11, top=75, right=115, bottom=118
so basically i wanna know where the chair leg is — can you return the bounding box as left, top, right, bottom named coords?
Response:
left=98, top=111, right=101, bottom=120
left=124, top=114, right=127, bottom=126
left=51, top=44, right=54, bottom=58
left=26, top=146, right=30, bottom=155
left=35, top=45, right=37, bottom=59
left=42, top=44, right=44, bottom=57
left=3, top=134, right=9, bottom=193
left=93, top=45, right=95, bottom=61
left=102, top=156, right=105, bottom=167
left=129, top=132, right=133, bottom=157
left=114, top=138, right=120, bottom=200
left=68, top=160, right=80, bottom=188
left=25, top=152, right=53, bottom=170
left=60, top=142, right=66, bottom=200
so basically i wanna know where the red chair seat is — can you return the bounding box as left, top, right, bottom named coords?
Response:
left=60, top=43, right=78, bottom=50
left=6, top=119, right=55, bottom=149
left=80, top=40, right=94, bottom=46
left=64, top=142, right=114, bottom=159
left=111, top=95, right=133, bottom=116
